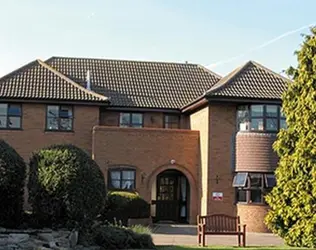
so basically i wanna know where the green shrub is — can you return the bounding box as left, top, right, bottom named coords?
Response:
left=103, top=191, right=150, bottom=225
left=0, top=140, right=26, bottom=228
left=89, top=224, right=154, bottom=249
left=265, top=28, right=316, bottom=248
left=129, top=224, right=152, bottom=235
left=28, top=144, right=107, bottom=228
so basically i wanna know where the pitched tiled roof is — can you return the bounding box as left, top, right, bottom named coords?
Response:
left=0, top=60, right=108, bottom=103
left=45, top=56, right=221, bottom=109
left=206, top=61, right=290, bottom=100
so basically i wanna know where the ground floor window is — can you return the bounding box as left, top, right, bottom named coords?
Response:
left=233, top=172, right=276, bottom=204
left=108, top=168, right=136, bottom=190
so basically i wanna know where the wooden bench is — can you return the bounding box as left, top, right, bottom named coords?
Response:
left=197, top=214, right=246, bottom=247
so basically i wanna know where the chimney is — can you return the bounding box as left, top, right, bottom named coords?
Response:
left=86, top=70, right=91, bottom=90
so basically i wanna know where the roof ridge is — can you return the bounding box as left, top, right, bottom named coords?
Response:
left=248, top=60, right=292, bottom=83
left=197, top=64, right=222, bottom=79
left=206, top=61, right=252, bottom=95
left=45, top=55, right=199, bottom=66
left=37, top=59, right=109, bottom=101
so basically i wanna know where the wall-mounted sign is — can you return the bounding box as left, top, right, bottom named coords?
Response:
left=212, top=192, right=223, bottom=201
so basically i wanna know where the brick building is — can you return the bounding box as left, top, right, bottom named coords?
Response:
left=0, top=57, right=289, bottom=232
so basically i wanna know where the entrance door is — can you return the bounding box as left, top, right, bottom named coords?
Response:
left=156, top=174, right=179, bottom=221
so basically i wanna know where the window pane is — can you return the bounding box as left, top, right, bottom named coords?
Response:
left=132, top=113, right=143, bottom=125
left=8, top=104, right=21, bottom=116
left=251, top=105, right=264, bottom=117
left=0, top=116, right=7, bottom=128
left=237, top=189, right=247, bottom=202
left=8, top=117, right=21, bottom=128
left=280, top=109, right=286, bottom=118
left=250, top=190, right=262, bottom=203
left=121, top=180, right=135, bottom=190
left=233, top=173, right=248, bottom=187
left=266, top=105, right=278, bottom=117
left=60, top=106, right=72, bottom=118
left=165, top=115, right=179, bottom=123
left=266, top=118, right=278, bottom=131
left=47, top=117, right=58, bottom=130
left=60, top=118, right=72, bottom=130
left=122, top=170, right=135, bottom=180
left=165, top=123, right=179, bottom=129
left=237, top=106, right=249, bottom=131
left=280, top=119, right=287, bottom=129
left=47, top=106, right=59, bottom=118
left=0, top=104, right=7, bottom=116
left=120, top=113, right=130, bottom=126
left=265, top=174, right=276, bottom=187
left=249, top=173, right=262, bottom=187
left=250, top=118, right=264, bottom=131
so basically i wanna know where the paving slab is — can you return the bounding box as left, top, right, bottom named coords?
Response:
left=152, top=224, right=284, bottom=247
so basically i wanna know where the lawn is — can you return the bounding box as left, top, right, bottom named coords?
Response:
left=156, top=246, right=307, bottom=250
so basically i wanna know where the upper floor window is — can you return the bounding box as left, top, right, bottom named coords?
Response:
left=0, top=103, right=22, bottom=129
left=233, top=172, right=276, bottom=204
left=108, top=167, right=136, bottom=190
left=119, top=113, right=143, bottom=128
left=164, top=114, right=179, bottom=129
left=46, top=105, right=73, bottom=131
left=237, top=105, right=286, bottom=132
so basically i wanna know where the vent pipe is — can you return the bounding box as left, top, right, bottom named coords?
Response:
left=86, top=70, right=91, bottom=90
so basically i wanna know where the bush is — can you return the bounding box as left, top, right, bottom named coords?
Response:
left=86, top=224, right=155, bottom=249
left=103, top=191, right=150, bottom=225
left=0, top=140, right=26, bottom=228
left=28, top=144, right=107, bottom=228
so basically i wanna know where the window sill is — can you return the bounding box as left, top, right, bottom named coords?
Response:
left=238, top=130, right=278, bottom=134
left=108, top=188, right=136, bottom=193
left=236, top=202, right=268, bottom=206
left=44, top=129, right=74, bottom=133
left=0, top=128, right=23, bottom=131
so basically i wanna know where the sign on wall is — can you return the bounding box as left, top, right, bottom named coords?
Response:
left=212, top=192, right=223, bottom=201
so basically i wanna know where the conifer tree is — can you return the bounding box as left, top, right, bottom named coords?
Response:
left=265, top=27, right=316, bottom=248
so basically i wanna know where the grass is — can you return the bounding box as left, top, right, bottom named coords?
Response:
left=156, top=246, right=307, bottom=250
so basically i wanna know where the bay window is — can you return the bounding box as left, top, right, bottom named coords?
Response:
left=233, top=172, right=276, bottom=204
left=237, top=104, right=286, bottom=132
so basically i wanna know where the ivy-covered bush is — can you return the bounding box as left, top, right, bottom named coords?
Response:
left=102, top=191, right=150, bottom=225
left=28, top=144, right=107, bottom=228
left=265, top=28, right=316, bottom=248
left=0, top=140, right=26, bottom=228
left=84, top=224, right=154, bottom=249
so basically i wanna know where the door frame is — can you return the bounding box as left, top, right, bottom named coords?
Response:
left=154, top=169, right=189, bottom=223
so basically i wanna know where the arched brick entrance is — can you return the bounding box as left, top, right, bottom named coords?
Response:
left=147, top=164, right=198, bottom=224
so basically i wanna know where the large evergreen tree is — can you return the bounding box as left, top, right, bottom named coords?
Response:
left=265, top=27, right=316, bottom=248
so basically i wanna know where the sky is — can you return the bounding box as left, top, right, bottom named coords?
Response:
left=0, top=0, right=315, bottom=77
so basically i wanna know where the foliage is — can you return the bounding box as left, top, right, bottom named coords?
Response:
left=129, top=224, right=152, bottom=235
left=265, top=27, right=316, bottom=248
left=102, top=191, right=150, bottom=225
left=0, top=140, right=26, bottom=228
left=28, top=144, right=107, bottom=228
left=83, top=223, right=155, bottom=249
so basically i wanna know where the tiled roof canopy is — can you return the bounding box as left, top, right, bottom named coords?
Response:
left=206, top=61, right=289, bottom=100
left=45, top=56, right=221, bottom=109
left=0, top=60, right=108, bottom=103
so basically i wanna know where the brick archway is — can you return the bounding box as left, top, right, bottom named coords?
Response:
left=147, top=164, right=198, bottom=224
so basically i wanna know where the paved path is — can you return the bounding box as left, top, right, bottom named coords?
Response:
left=152, top=224, right=284, bottom=247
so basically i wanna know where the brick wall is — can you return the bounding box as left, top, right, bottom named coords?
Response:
left=208, top=104, right=237, bottom=216
left=92, top=126, right=200, bottom=223
left=0, top=103, right=99, bottom=160
left=237, top=204, right=270, bottom=232
left=236, top=132, right=278, bottom=172
left=189, top=105, right=209, bottom=215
